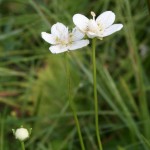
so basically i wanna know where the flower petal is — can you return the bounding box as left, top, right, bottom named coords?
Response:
left=49, top=45, right=68, bottom=54
left=69, top=40, right=89, bottom=50
left=88, top=19, right=99, bottom=31
left=73, top=14, right=89, bottom=32
left=103, top=24, right=123, bottom=37
left=96, top=11, right=115, bottom=28
left=87, top=31, right=97, bottom=38
left=41, top=32, right=56, bottom=44
left=87, top=19, right=100, bottom=38
left=51, top=22, right=68, bottom=38
left=71, top=27, right=85, bottom=41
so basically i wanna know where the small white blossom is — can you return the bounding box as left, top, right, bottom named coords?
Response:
left=73, top=11, right=123, bottom=39
left=41, top=22, right=89, bottom=54
left=13, top=127, right=29, bottom=141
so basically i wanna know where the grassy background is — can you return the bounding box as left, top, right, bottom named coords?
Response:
left=0, top=0, right=150, bottom=149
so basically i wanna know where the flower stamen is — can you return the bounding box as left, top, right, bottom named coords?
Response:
left=91, top=11, right=96, bottom=20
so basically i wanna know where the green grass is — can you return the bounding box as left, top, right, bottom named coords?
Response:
left=0, top=0, right=150, bottom=149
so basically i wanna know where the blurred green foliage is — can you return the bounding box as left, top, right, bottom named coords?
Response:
left=0, top=0, right=150, bottom=150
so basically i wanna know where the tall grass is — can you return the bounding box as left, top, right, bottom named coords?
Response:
left=0, top=0, right=150, bottom=149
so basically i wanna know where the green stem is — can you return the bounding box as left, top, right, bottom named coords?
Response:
left=92, top=38, right=103, bottom=150
left=65, top=53, right=85, bottom=150
left=21, top=141, right=25, bottom=150
left=0, top=115, right=4, bottom=150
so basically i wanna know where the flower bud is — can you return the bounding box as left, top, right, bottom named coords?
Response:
left=13, top=127, right=29, bottom=141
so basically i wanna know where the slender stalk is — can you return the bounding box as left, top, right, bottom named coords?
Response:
left=65, top=53, right=85, bottom=150
left=92, top=38, right=103, bottom=150
left=0, top=115, right=4, bottom=150
left=21, top=141, right=25, bottom=150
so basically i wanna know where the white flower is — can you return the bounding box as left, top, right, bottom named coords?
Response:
left=14, top=127, right=29, bottom=141
left=73, top=11, right=123, bottom=39
left=41, top=22, right=89, bottom=54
